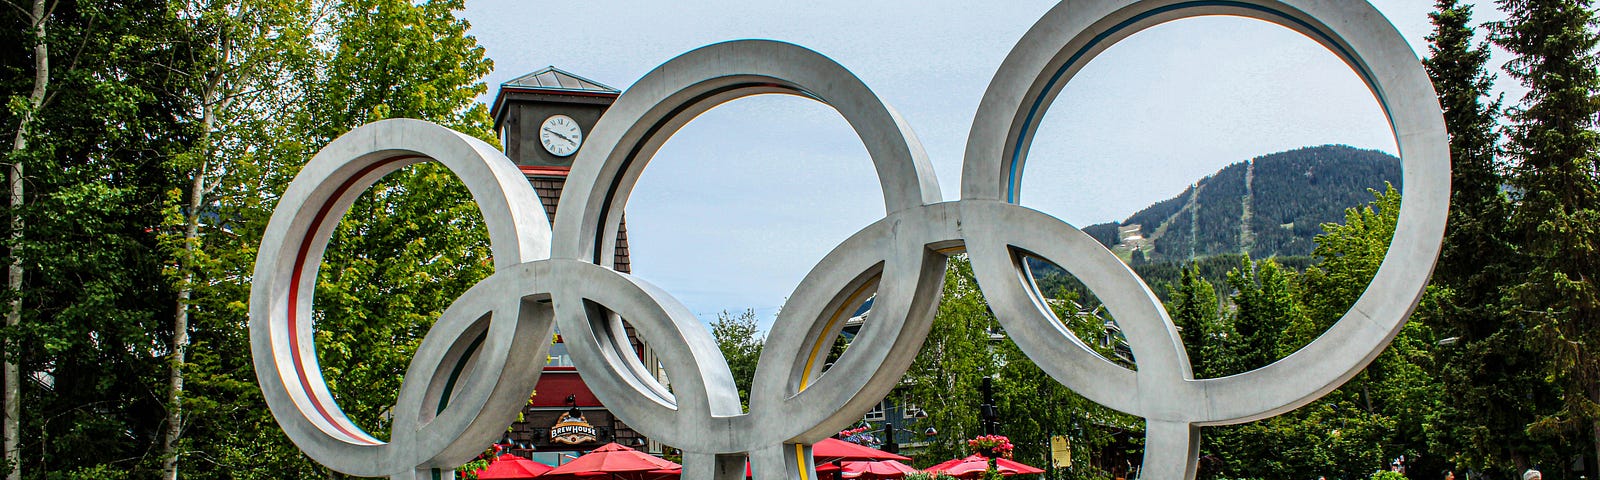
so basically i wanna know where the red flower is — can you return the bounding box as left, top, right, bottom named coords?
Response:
left=967, top=435, right=1015, bottom=456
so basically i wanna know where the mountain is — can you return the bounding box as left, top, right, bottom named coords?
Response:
left=1079, top=144, right=1401, bottom=263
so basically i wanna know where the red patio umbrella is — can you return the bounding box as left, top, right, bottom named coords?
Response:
left=540, top=443, right=683, bottom=480
left=569, top=469, right=681, bottom=480
left=743, top=462, right=848, bottom=478
left=842, top=460, right=918, bottom=479
left=923, top=455, right=1044, bottom=478
left=473, top=453, right=554, bottom=480
left=811, top=438, right=911, bottom=462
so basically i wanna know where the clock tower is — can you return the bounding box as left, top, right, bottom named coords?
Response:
left=493, top=66, right=618, bottom=170
left=490, top=66, right=631, bottom=272
left=491, top=67, right=665, bottom=462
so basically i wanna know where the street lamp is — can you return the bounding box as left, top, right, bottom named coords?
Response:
left=980, top=377, right=999, bottom=435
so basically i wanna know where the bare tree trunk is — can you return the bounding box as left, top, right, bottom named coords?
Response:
left=6, top=2, right=46, bottom=479
left=159, top=158, right=205, bottom=480
left=4, top=1, right=47, bottom=479
left=159, top=19, right=227, bottom=478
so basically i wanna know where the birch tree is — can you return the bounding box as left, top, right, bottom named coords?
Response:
left=3, top=1, right=48, bottom=477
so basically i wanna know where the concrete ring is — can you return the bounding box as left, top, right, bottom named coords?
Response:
left=546, top=38, right=944, bottom=472
left=960, top=1, right=1448, bottom=477
left=249, top=119, right=553, bottom=477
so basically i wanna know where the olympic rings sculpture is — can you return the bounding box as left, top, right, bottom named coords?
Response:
left=250, top=1, right=1449, bottom=479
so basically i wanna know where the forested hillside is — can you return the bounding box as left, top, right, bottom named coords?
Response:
left=1082, top=144, right=1401, bottom=262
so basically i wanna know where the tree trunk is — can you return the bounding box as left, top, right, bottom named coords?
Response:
left=160, top=32, right=224, bottom=479
left=6, top=2, right=47, bottom=479
left=1591, top=418, right=1600, bottom=480
left=159, top=157, right=205, bottom=480
left=1592, top=385, right=1600, bottom=480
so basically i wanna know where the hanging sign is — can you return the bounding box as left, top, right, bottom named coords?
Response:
left=551, top=411, right=600, bottom=445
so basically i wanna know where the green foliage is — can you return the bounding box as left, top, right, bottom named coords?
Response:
left=904, top=256, right=995, bottom=466
left=1419, top=1, right=1565, bottom=476
left=1191, top=189, right=1445, bottom=479
left=1166, top=266, right=1222, bottom=377
left=993, top=311, right=1133, bottom=480
left=1493, top=0, right=1600, bottom=461
left=711, top=309, right=763, bottom=410
left=0, top=0, right=199, bottom=475
left=301, top=0, right=499, bottom=448
left=3, top=0, right=1597, bottom=478
left=1157, top=161, right=1249, bottom=260
left=906, top=256, right=1130, bottom=479
left=314, top=163, right=495, bottom=436
left=1031, top=253, right=1315, bottom=307
left=981, top=462, right=1004, bottom=480
left=0, top=0, right=502, bottom=476
left=904, top=472, right=960, bottom=480
left=1297, top=186, right=1401, bottom=340
left=1220, top=257, right=1301, bottom=374
left=1371, top=471, right=1408, bottom=480
left=161, top=0, right=333, bottom=475
left=1246, top=147, right=1402, bottom=257
left=305, top=0, right=495, bottom=142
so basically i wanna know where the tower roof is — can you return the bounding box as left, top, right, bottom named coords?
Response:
left=502, top=66, right=619, bottom=94
left=490, top=66, right=620, bottom=130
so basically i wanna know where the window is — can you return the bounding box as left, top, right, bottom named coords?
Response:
left=903, top=403, right=926, bottom=419
left=864, top=401, right=886, bottom=422
left=546, top=342, right=574, bottom=367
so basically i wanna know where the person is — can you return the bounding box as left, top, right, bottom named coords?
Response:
left=1444, top=471, right=1455, bottom=480
left=1524, top=469, right=1542, bottom=480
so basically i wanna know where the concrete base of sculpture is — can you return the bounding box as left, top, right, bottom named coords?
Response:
left=250, top=1, right=1448, bottom=479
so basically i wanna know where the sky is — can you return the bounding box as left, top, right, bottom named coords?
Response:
left=460, top=1, right=1518, bottom=329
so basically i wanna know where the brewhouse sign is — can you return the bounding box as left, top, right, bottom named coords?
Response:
left=550, top=412, right=599, bottom=445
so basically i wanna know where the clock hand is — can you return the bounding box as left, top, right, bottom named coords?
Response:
left=542, top=127, right=578, bottom=145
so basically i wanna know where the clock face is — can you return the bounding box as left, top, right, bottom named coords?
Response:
left=539, top=114, right=583, bottom=157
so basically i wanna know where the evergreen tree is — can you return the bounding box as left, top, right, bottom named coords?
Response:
left=1165, top=266, right=1221, bottom=378
left=1222, top=258, right=1301, bottom=374
left=1493, top=0, right=1600, bottom=468
left=1205, top=190, right=1444, bottom=479
left=1420, top=1, right=1558, bottom=475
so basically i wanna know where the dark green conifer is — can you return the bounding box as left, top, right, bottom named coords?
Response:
left=1493, top=0, right=1600, bottom=469
left=1422, top=1, right=1555, bottom=474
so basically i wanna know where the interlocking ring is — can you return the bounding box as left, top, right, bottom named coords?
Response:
left=251, top=1, right=1448, bottom=479
left=548, top=40, right=949, bottom=480
left=250, top=119, right=557, bottom=479
left=960, top=0, right=1448, bottom=477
